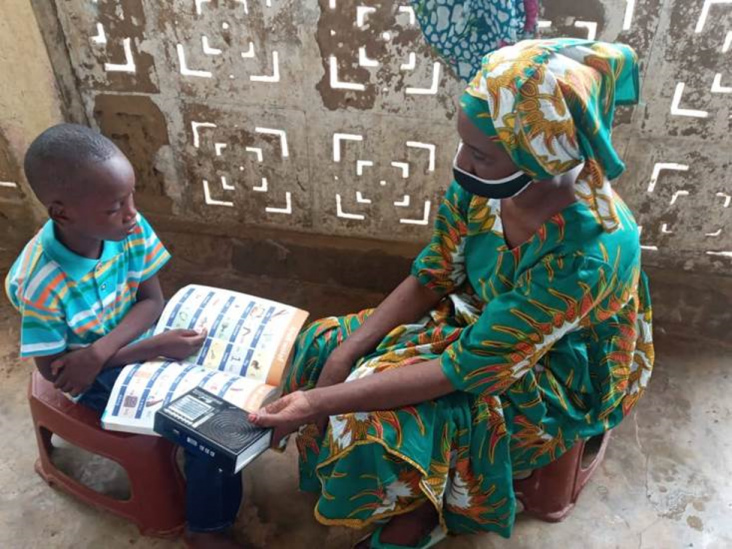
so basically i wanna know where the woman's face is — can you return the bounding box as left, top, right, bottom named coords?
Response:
left=456, top=109, right=518, bottom=180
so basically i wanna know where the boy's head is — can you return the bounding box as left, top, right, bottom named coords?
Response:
left=24, top=123, right=138, bottom=242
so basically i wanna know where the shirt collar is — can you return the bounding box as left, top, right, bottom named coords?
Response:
left=40, top=221, right=124, bottom=281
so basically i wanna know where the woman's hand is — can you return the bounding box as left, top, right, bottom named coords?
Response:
left=250, top=390, right=321, bottom=445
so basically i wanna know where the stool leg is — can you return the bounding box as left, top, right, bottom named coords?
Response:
left=122, top=437, right=186, bottom=537
left=37, top=426, right=54, bottom=456
left=33, top=419, right=133, bottom=510
left=33, top=425, right=57, bottom=486
left=574, top=432, right=611, bottom=501
left=28, top=372, right=185, bottom=538
left=514, top=441, right=585, bottom=522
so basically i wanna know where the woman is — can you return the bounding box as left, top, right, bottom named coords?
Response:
left=252, top=39, right=655, bottom=548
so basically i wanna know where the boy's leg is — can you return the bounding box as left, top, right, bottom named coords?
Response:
left=79, top=368, right=245, bottom=546
left=184, top=450, right=243, bottom=533
left=76, top=367, right=126, bottom=412
left=82, top=367, right=244, bottom=531
left=79, top=367, right=245, bottom=529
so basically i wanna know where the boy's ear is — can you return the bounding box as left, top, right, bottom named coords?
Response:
left=48, top=201, right=71, bottom=226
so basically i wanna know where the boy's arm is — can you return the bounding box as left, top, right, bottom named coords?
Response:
left=52, top=275, right=165, bottom=394
left=94, top=274, right=166, bottom=360
left=105, top=328, right=207, bottom=368
left=52, top=275, right=208, bottom=395
left=49, top=328, right=207, bottom=395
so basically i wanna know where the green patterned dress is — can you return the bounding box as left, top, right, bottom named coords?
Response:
left=284, top=183, right=654, bottom=537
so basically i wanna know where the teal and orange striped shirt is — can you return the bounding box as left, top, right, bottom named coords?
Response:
left=5, top=214, right=170, bottom=358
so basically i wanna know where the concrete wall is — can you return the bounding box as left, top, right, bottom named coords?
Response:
left=31, top=0, right=732, bottom=269
left=2, top=1, right=730, bottom=340
left=0, top=0, right=64, bottom=268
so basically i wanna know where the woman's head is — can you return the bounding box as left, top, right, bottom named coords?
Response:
left=455, top=39, right=640, bottom=230
left=456, top=109, right=516, bottom=181
left=454, top=110, right=537, bottom=199
left=454, top=95, right=534, bottom=199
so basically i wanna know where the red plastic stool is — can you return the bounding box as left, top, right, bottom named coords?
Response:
left=514, top=431, right=611, bottom=522
left=28, top=370, right=186, bottom=538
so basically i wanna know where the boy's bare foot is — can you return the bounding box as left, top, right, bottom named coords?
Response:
left=355, top=503, right=439, bottom=548
left=184, top=529, right=248, bottom=549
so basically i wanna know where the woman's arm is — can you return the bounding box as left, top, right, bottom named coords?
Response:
left=253, top=251, right=618, bottom=442
left=334, top=275, right=442, bottom=363
left=313, top=358, right=453, bottom=414
left=251, top=359, right=455, bottom=442
left=316, top=276, right=442, bottom=391
left=323, top=184, right=468, bottom=384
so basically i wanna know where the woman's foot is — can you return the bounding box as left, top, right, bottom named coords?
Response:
left=355, top=503, right=439, bottom=548
left=184, top=528, right=248, bottom=549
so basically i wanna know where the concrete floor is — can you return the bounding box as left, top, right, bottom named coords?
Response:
left=0, top=285, right=730, bottom=549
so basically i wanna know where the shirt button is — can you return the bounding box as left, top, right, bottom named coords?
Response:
left=101, top=283, right=107, bottom=291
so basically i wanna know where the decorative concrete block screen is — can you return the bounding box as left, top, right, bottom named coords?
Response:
left=16, top=1, right=732, bottom=272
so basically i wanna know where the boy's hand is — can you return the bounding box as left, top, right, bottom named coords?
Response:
left=52, top=345, right=108, bottom=396
left=153, top=329, right=208, bottom=360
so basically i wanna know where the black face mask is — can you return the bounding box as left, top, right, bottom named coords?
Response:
left=453, top=143, right=533, bottom=199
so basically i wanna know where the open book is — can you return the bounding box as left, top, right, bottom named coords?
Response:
left=101, top=284, right=309, bottom=435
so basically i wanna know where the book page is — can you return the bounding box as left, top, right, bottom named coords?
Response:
left=156, top=285, right=309, bottom=386
left=101, top=361, right=278, bottom=436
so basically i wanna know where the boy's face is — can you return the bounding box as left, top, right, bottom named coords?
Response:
left=53, top=152, right=139, bottom=242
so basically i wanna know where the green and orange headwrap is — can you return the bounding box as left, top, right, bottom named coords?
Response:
left=462, top=38, right=640, bottom=231
left=459, top=93, right=498, bottom=139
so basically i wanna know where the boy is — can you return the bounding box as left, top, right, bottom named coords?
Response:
left=5, top=124, right=246, bottom=549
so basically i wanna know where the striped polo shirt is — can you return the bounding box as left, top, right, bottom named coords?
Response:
left=5, top=214, right=170, bottom=358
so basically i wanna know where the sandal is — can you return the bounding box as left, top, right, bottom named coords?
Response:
left=353, top=525, right=446, bottom=549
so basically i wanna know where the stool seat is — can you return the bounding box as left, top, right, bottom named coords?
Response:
left=28, top=370, right=186, bottom=538
left=513, top=431, right=611, bottom=522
